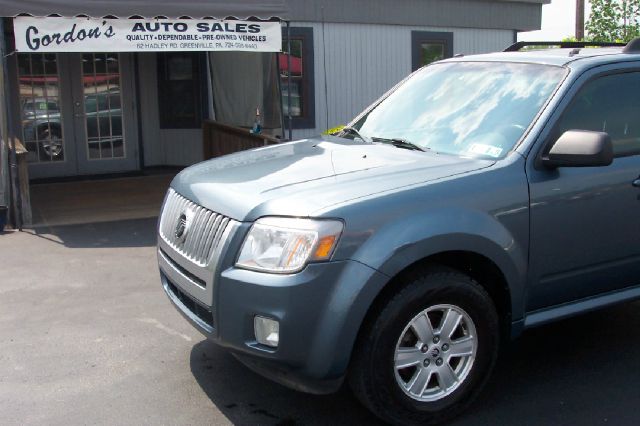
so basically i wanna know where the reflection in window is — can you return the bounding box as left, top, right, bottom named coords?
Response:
left=555, top=73, right=640, bottom=157
left=17, top=53, right=64, bottom=163
left=280, top=39, right=303, bottom=118
left=157, top=52, right=205, bottom=129
left=355, top=63, right=566, bottom=159
left=82, top=53, right=124, bottom=159
left=280, top=27, right=315, bottom=129
left=411, top=31, right=453, bottom=71
left=420, top=43, right=445, bottom=66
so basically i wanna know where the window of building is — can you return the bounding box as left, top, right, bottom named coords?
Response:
left=553, top=72, right=640, bottom=157
left=157, top=52, right=207, bottom=129
left=411, top=31, right=454, bottom=71
left=281, top=27, right=315, bottom=129
left=17, top=53, right=65, bottom=163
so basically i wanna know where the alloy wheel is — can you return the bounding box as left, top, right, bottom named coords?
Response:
left=394, top=304, right=478, bottom=402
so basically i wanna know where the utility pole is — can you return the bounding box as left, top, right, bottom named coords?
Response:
left=576, top=0, right=585, bottom=40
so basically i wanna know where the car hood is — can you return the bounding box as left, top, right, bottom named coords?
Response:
left=171, top=136, right=494, bottom=221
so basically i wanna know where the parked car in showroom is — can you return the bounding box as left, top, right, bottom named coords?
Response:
left=157, top=39, right=640, bottom=425
left=21, top=91, right=121, bottom=160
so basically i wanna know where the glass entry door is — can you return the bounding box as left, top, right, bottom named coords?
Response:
left=18, top=53, right=139, bottom=179
left=18, top=53, right=74, bottom=177
left=73, top=53, right=137, bottom=175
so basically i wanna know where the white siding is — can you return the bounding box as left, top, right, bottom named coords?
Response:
left=291, top=22, right=514, bottom=140
left=288, top=0, right=544, bottom=32
left=137, top=53, right=203, bottom=167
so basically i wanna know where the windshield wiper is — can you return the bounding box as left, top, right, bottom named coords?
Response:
left=372, top=137, right=426, bottom=152
left=341, top=126, right=372, bottom=143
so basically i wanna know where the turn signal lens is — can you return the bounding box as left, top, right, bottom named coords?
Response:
left=314, top=235, right=337, bottom=260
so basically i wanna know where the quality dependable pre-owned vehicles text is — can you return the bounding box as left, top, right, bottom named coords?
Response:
left=157, top=40, right=640, bottom=425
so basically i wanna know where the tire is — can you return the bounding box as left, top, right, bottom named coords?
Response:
left=38, top=127, right=64, bottom=160
left=349, top=266, right=499, bottom=425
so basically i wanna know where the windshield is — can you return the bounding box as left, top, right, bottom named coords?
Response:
left=352, top=62, right=566, bottom=159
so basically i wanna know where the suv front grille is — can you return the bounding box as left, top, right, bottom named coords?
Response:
left=159, top=248, right=207, bottom=288
left=159, top=188, right=233, bottom=267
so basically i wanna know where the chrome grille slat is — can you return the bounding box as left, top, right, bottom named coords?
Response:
left=210, top=217, right=230, bottom=256
left=200, top=215, right=222, bottom=264
left=193, top=210, right=211, bottom=260
left=184, top=206, right=201, bottom=254
left=197, top=212, right=217, bottom=261
left=159, top=188, right=236, bottom=267
left=191, top=209, right=209, bottom=257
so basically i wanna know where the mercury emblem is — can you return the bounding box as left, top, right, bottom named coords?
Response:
left=175, top=212, right=189, bottom=241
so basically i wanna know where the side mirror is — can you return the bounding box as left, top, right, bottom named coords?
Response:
left=542, top=130, right=613, bottom=168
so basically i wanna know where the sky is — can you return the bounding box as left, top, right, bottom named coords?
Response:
left=518, top=0, right=590, bottom=41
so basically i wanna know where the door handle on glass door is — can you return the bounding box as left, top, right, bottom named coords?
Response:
left=74, top=102, right=85, bottom=118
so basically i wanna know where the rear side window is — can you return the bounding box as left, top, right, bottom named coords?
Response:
left=555, top=72, right=640, bottom=157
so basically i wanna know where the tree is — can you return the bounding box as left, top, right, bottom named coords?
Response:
left=586, top=0, right=640, bottom=42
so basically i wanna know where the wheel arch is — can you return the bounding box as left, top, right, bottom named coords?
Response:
left=36, top=121, right=62, bottom=136
left=354, top=223, right=527, bottom=325
left=364, top=250, right=513, bottom=343
left=346, top=252, right=504, bottom=424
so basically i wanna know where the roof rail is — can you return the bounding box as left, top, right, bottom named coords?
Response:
left=504, top=41, right=625, bottom=52
left=623, top=37, right=640, bottom=53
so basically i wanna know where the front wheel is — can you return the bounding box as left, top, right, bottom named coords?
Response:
left=39, top=127, right=64, bottom=160
left=349, top=267, right=499, bottom=425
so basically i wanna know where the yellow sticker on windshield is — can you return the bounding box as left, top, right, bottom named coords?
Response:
left=323, top=125, right=345, bottom=135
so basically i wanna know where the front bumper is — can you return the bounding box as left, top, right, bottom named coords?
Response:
left=159, top=245, right=388, bottom=394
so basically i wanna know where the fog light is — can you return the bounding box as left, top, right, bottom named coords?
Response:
left=254, top=316, right=279, bottom=348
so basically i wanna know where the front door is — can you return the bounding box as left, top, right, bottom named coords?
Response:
left=526, top=68, right=640, bottom=312
left=17, top=52, right=138, bottom=179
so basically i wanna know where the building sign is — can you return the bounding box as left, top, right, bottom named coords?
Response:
left=13, top=17, right=282, bottom=53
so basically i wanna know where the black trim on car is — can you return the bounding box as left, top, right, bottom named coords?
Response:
left=162, top=272, right=214, bottom=331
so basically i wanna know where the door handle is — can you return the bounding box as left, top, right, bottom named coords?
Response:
left=633, top=178, right=640, bottom=188
left=73, top=102, right=85, bottom=118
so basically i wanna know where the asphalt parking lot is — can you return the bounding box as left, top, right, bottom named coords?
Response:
left=1, top=217, right=639, bottom=425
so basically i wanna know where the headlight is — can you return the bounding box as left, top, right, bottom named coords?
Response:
left=236, top=217, right=343, bottom=273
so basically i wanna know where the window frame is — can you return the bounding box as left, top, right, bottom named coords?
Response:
left=156, top=52, right=208, bottom=129
left=411, top=31, right=454, bottom=72
left=281, top=27, right=315, bottom=130
left=540, top=69, right=640, bottom=162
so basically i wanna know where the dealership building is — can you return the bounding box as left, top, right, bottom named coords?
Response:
left=0, top=0, right=548, bottom=227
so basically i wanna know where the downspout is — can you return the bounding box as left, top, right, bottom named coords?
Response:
left=133, top=53, right=145, bottom=171
left=0, top=18, right=22, bottom=230
left=275, top=47, right=286, bottom=139
left=286, top=21, right=292, bottom=141
left=0, top=77, right=6, bottom=221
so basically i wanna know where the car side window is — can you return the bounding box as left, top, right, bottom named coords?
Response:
left=554, top=72, right=640, bottom=157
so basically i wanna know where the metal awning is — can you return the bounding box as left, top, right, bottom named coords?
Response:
left=0, top=0, right=289, bottom=20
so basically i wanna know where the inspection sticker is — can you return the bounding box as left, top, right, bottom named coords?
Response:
left=467, top=143, right=503, bottom=158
